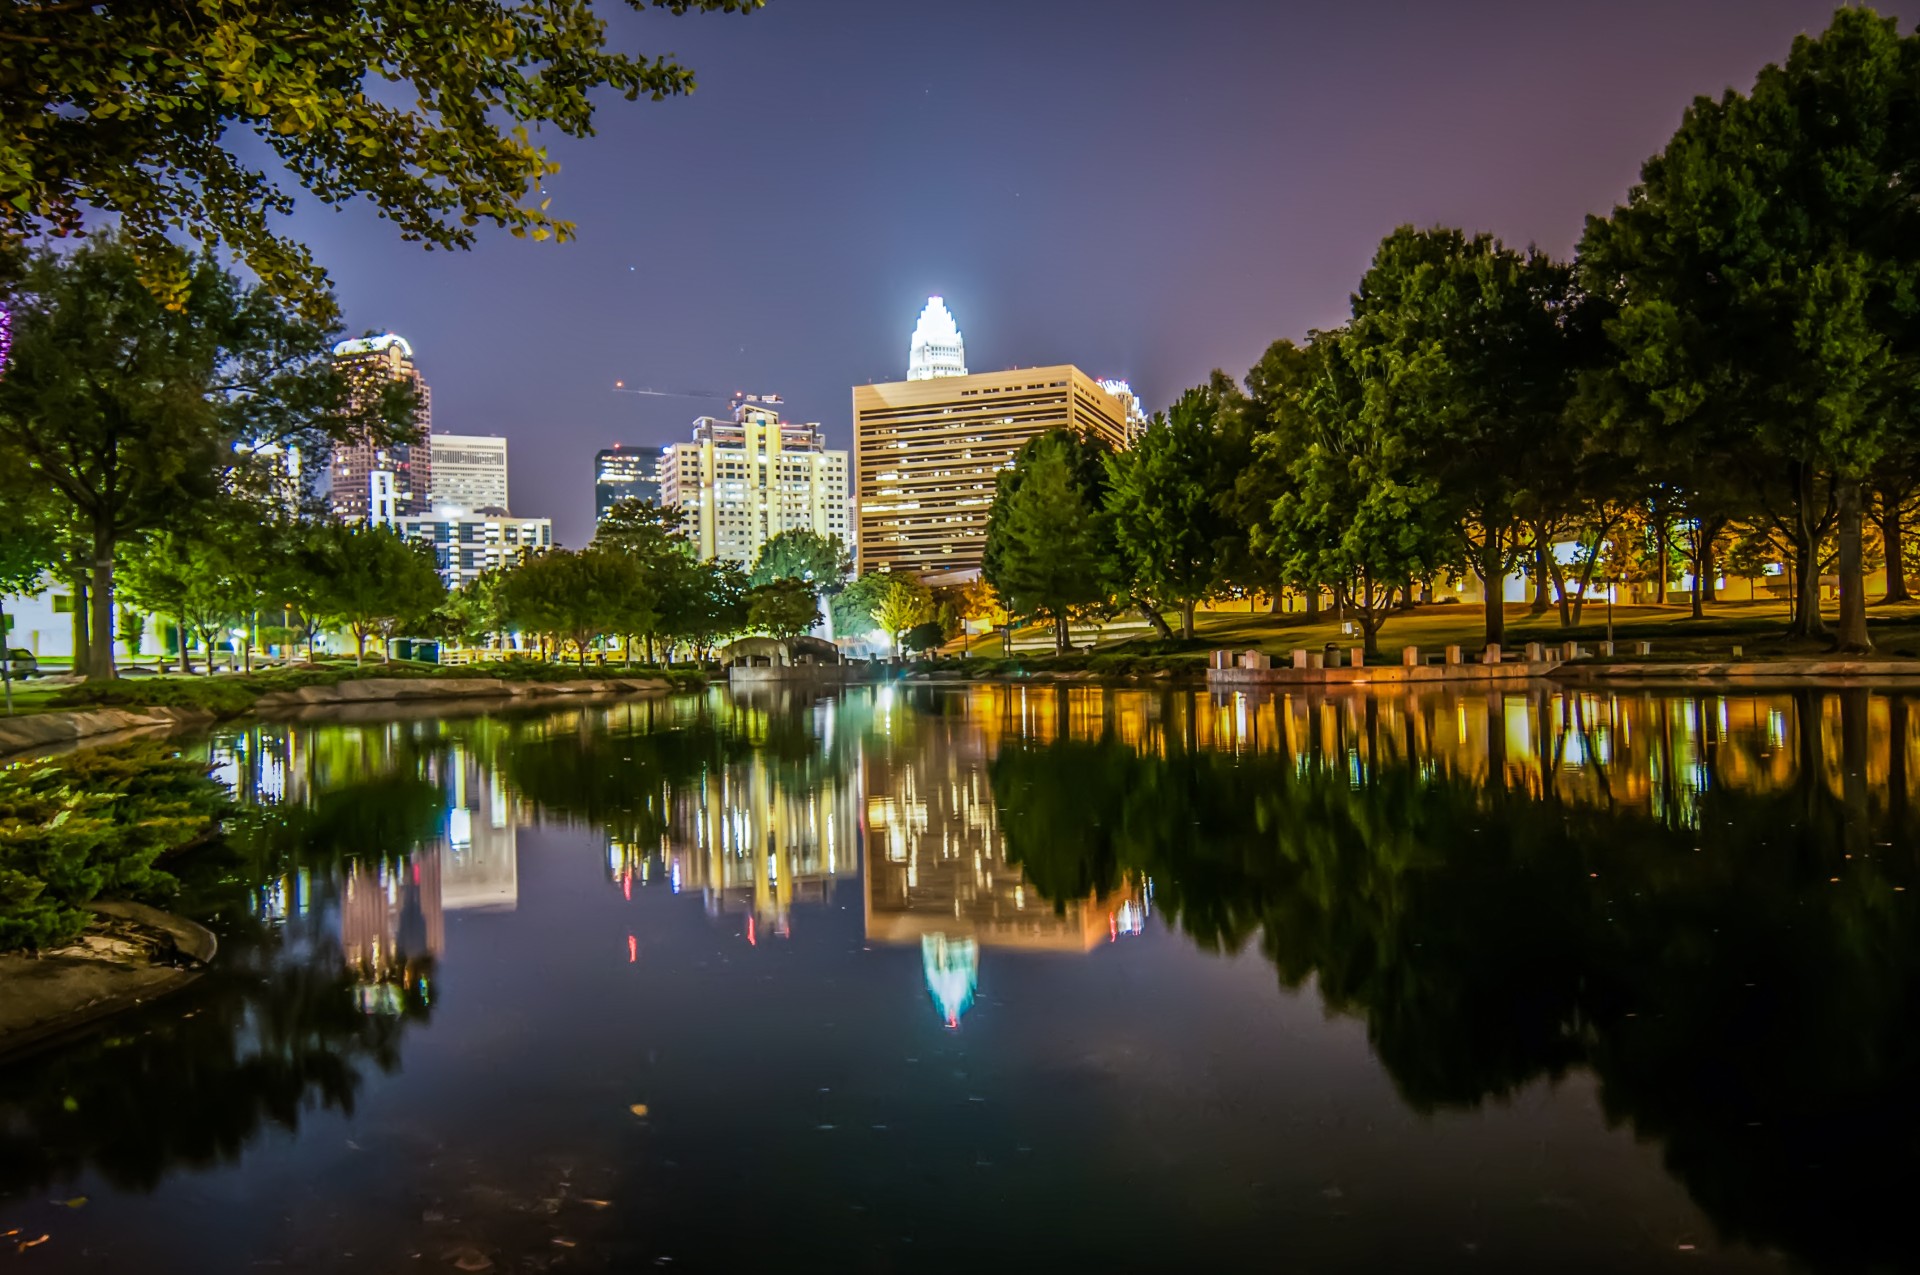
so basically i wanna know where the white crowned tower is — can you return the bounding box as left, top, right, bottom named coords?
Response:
left=907, top=296, right=967, bottom=380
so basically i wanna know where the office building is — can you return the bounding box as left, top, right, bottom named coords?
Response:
left=328, top=334, right=433, bottom=522
left=396, top=511, right=552, bottom=589
left=908, top=295, right=967, bottom=380
left=1099, top=379, right=1151, bottom=443
left=430, top=434, right=509, bottom=514
left=595, top=444, right=665, bottom=521
left=852, top=364, right=1131, bottom=577
left=660, top=401, right=850, bottom=567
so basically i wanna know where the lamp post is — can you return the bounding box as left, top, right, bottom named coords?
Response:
left=1606, top=583, right=1615, bottom=649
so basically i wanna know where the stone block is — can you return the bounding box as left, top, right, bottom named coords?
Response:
left=1402, top=646, right=1421, bottom=667
left=1484, top=643, right=1501, bottom=665
left=1350, top=647, right=1366, bottom=669
left=1292, top=649, right=1310, bottom=670
left=1525, top=642, right=1544, bottom=662
left=1634, top=641, right=1652, bottom=656
left=1445, top=645, right=1463, bottom=665
left=1306, top=651, right=1325, bottom=669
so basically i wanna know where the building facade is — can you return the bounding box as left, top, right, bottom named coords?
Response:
left=852, top=365, right=1130, bottom=577
left=660, top=403, right=850, bottom=567
left=395, top=512, right=552, bottom=589
left=328, top=334, right=433, bottom=522
left=429, top=434, right=509, bottom=514
left=595, top=444, right=665, bottom=521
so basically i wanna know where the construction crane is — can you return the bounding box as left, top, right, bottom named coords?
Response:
left=613, top=382, right=782, bottom=406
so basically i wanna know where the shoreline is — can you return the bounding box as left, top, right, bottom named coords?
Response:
left=0, top=901, right=219, bottom=1064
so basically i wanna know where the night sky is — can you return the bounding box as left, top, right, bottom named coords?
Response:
left=288, top=0, right=1904, bottom=547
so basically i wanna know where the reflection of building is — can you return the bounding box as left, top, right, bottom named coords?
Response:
left=430, top=433, right=510, bottom=514
left=860, top=716, right=1130, bottom=954
left=852, top=364, right=1131, bottom=578
left=596, top=444, right=664, bottom=521
left=661, top=402, right=851, bottom=568
left=339, top=853, right=442, bottom=1012
left=329, top=334, right=433, bottom=522
left=922, top=934, right=978, bottom=1028
left=442, top=746, right=519, bottom=912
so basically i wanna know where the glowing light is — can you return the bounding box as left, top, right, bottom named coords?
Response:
left=331, top=333, right=414, bottom=359
left=747, top=915, right=757, bottom=946
left=627, top=934, right=637, bottom=963
left=907, top=297, right=967, bottom=380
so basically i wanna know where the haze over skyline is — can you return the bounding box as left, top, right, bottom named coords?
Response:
left=288, top=0, right=1903, bottom=546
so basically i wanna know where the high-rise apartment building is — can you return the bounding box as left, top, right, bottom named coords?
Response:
left=328, top=334, right=432, bottom=522
left=660, top=402, right=850, bottom=567
left=429, top=434, right=509, bottom=514
left=1098, top=379, right=1151, bottom=444
left=595, top=444, right=665, bottom=521
left=853, top=365, right=1130, bottom=578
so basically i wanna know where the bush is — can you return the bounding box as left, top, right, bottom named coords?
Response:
left=0, top=742, right=228, bottom=951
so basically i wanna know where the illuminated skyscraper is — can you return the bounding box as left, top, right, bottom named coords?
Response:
left=429, top=433, right=509, bottom=514
left=328, top=334, right=433, bottom=522
left=907, top=296, right=967, bottom=380
left=595, top=444, right=664, bottom=521
left=660, top=401, right=850, bottom=567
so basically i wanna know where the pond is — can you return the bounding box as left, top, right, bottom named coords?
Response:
left=1, top=683, right=1915, bottom=1273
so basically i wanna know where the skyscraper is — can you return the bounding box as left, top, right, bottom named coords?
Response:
left=595, top=444, right=665, bottom=521
left=660, top=401, right=850, bottom=567
left=907, top=296, right=967, bottom=380
left=430, top=433, right=509, bottom=514
left=328, top=334, right=432, bottom=522
left=853, top=365, right=1130, bottom=578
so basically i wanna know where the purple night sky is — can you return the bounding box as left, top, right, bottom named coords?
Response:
left=285, top=0, right=1904, bottom=547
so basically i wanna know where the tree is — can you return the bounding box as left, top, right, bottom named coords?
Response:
left=750, top=530, right=851, bottom=589
left=1346, top=226, right=1579, bottom=649
left=831, top=571, right=893, bottom=640
left=663, top=559, right=748, bottom=659
left=0, top=493, right=57, bottom=707
left=1254, top=329, right=1451, bottom=655
left=872, top=573, right=934, bottom=657
left=310, top=525, right=445, bottom=664
left=0, top=0, right=764, bottom=311
left=496, top=548, right=638, bottom=668
left=1104, top=380, right=1245, bottom=639
left=1578, top=7, right=1920, bottom=649
left=594, top=498, right=694, bottom=660
left=745, top=577, right=820, bottom=640
left=0, top=235, right=409, bottom=680
left=983, top=430, right=1116, bottom=655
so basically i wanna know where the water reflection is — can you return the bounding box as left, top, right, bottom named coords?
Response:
left=0, top=684, right=1913, bottom=1272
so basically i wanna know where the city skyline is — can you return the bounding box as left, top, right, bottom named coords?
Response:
left=289, top=0, right=1890, bottom=548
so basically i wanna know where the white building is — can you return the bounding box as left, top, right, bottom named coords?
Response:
left=660, top=401, right=850, bottom=568
left=396, top=512, right=553, bottom=590
left=430, top=434, right=510, bottom=515
left=1098, top=379, right=1151, bottom=444
left=907, top=296, right=967, bottom=380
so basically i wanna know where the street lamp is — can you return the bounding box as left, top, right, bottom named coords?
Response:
left=1606, top=584, right=1616, bottom=650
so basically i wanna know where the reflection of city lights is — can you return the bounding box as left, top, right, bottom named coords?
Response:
left=922, top=933, right=978, bottom=1028
left=747, top=915, right=756, bottom=946
left=1115, top=900, right=1145, bottom=936
left=628, top=934, right=637, bottom=963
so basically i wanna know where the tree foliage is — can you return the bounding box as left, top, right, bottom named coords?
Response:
left=0, top=0, right=765, bottom=309
left=983, top=430, right=1115, bottom=655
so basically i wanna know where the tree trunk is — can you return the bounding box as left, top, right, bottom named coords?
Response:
left=177, top=620, right=191, bottom=674
left=1053, top=611, right=1069, bottom=656
left=1478, top=530, right=1506, bottom=648
left=1530, top=539, right=1552, bottom=616
left=1655, top=519, right=1670, bottom=605
left=1136, top=599, right=1173, bottom=640
left=1701, top=520, right=1722, bottom=604
left=84, top=521, right=118, bottom=681
left=1546, top=552, right=1572, bottom=629
left=1835, top=478, right=1871, bottom=652
left=1688, top=521, right=1705, bottom=621
left=1303, top=587, right=1320, bottom=618
left=1267, top=592, right=1284, bottom=616
left=1882, top=487, right=1911, bottom=603
left=70, top=569, right=90, bottom=675
left=1180, top=600, right=1196, bottom=641
left=355, top=629, right=367, bottom=666
left=1788, top=463, right=1828, bottom=639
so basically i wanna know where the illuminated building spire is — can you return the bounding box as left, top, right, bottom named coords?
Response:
left=907, top=296, right=967, bottom=380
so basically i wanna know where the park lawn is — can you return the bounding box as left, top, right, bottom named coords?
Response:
left=968, top=599, right=1920, bottom=667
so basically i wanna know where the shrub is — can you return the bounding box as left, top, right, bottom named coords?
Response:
left=0, top=743, right=228, bottom=951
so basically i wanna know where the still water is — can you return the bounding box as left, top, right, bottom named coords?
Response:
left=2, top=683, right=1916, bottom=1273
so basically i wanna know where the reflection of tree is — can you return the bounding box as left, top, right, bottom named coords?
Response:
left=997, top=692, right=1920, bottom=1272
left=0, top=913, right=426, bottom=1196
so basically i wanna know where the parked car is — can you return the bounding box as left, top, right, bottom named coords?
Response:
left=2, top=648, right=40, bottom=679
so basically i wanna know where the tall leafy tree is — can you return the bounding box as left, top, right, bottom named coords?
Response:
left=1346, top=226, right=1579, bottom=649
left=0, top=235, right=409, bottom=680
left=872, top=573, right=934, bottom=657
left=309, top=524, right=446, bottom=664
left=1255, top=329, right=1451, bottom=655
left=1578, top=7, right=1920, bottom=649
left=1105, top=380, right=1245, bottom=639
left=749, top=530, right=851, bottom=589
left=983, top=430, right=1116, bottom=655
left=0, top=0, right=764, bottom=309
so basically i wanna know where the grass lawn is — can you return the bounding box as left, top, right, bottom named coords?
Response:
left=958, top=599, right=1920, bottom=669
